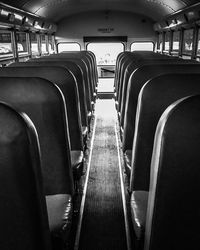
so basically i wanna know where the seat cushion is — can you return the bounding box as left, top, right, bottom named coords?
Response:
left=71, top=150, right=84, bottom=179
left=46, top=194, right=72, bottom=241
left=124, top=150, right=132, bottom=177
left=91, top=101, right=95, bottom=110
left=118, top=111, right=121, bottom=121
left=115, top=100, right=119, bottom=110
left=120, top=126, right=124, bottom=140
left=87, top=111, right=92, bottom=118
left=82, top=126, right=88, bottom=149
left=87, top=111, right=92, bottom=125
left=82, top=126, right=88, bottom=138
left=130, top=191, right=149, bottom=239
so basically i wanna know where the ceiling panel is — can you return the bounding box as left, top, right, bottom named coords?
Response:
left=0, top=0, right=199, bottom=23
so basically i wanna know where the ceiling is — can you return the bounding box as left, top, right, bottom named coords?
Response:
left=1, top=0, right=200, bottom=23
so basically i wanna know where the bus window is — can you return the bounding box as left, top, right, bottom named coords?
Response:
left=196, top=29, right=200, bottom=57
left=0, top=31, right=13, bottom=58
left=87, top=43, right=124, bottom=65
left=58, top=43, right=81, bottom=52
left=172, top=31, right=180, bottom=55
left=131, top=42, right=154, bottom=51
left=158, top=33, right=163, bottom=51
left=30, top=33, right=39, bottom=55
left=48, top=35, right=55, bottom=54
left=87, top=42, right=124, bottom=78
left=164, top=32, right=170, bottom=52
left=16, top=32, right=28, bottom=55
left=182, top=29, right=194, bottom=56
left=41, top=34, right=48, bottom=54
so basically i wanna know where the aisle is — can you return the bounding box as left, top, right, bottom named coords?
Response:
left=77, top=99, right=128, bottom=250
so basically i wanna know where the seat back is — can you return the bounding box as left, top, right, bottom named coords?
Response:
left=0, top=102, right=51, bottom=250
left=123, top=64, right=200, bottom=152
left=130, top=73, right=200, bottom=191
left=0, top=77, right=74, bottom=195
left=29, top=57, right=93, bottom=111
left=120, top=59, right=197, bottom=128
left=12, top=60, right=88, bottom=127
left=48, top=53, right=96, bottom=99
left=114, top=51, right=125, bottom=90
left=65, top=50, right=98, bottom=86
left=0, top=66, right=83, bottom=151
left=145, top=95, right=200, bottom=250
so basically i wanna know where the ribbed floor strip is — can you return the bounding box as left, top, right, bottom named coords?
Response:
left=77, top=99, right=128, bottom=250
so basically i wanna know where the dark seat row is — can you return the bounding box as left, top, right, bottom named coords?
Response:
left=132, top=95, right=200, bottom=250
left=114, top=51, right=200, bottom=249
left=0, top=50, right=97, bottom=249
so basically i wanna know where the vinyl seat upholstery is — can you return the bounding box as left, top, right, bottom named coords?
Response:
left=130, top=191, right=148, bottom=239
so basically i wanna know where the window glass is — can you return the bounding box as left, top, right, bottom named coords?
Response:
left=164, top=32, right=170, bottom=51
left=58, top=43, right=81, bottom=52
left=30, top=33, right=38, bottom=54
left=87, top=43, right=124, bottom=65
left=16, top=32, right=28, bottom=54
left=172, top=31, right=180, bottom=54
left=158, top=33, right=163, bottom=51
left=196, top=29, right=200, bottom=57
left=0, top=31, right=13, bottom=58
left=41, top=34, right=47, bottom=53
left=131, top=42, right=154, bottom=51
left=182, top=29, right=193, bottom=55
left=48, top=36, right=55, bottom=54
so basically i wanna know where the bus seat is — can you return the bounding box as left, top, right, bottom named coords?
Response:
left=0, top=77, right=74, bottom=195
left=47, top=53, right=96, bottom=103
left=30, top=56, right=93, bottom=115
left=119, top=59, right=198, bottom=132
left=130, top=73, right=200, bottom=192
left=132, top=95, right=200, bottom=250
left=123, top=64, right=200, bottom=177
left=71, top=150, right=84, bottom=179
left=0, top=102, right=52, bottom=249
left=0, top=77, right=74, bottom=246
left=64, top=50, right=98, bottom=87
left=115, top=51, right=169, bottom=105
left=131, top=190, right=148, bottom=240
left=11, top=60, right=89, bottom=149
left=28, top=61, right=88, bottom=127
left=0, top=67, right=84, bottom=179
left=123, top=149, right=132, bottom=178
left=114, top=52, right=127, bottom=92
left=46, top=194, right=73, bottom=247
left=56, top=52, right=96, bottom=94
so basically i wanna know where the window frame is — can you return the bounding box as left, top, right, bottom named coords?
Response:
left=40, top=34, right=48, bottom=54
left=48, top=35, right=55, bottom=54
left=194, top=26, right=200, bottom=59
left=163, top=31, right=170, bottom=52
left=157, top=32, right=163, bottom=52
left=130, top=41, right=155, bottom=52
left=16, top=31, right=29, bottom=56
left=171, top=30, right=181, bottom=56
left=30, top=32, right=39, bottom=56
left=0, top=30, right=14, bottom=60
left=57, top=42, right=81, bottom=53
left=181, top=28, right=195, bottom=57
left=86, top=42, right=125, bottom=66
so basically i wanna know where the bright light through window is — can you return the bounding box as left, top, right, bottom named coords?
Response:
left=58, top=43, right=81, bottom=52
left=87, top=43, right=124, bottom=65
left=131, top=42, right=154, bottom=51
